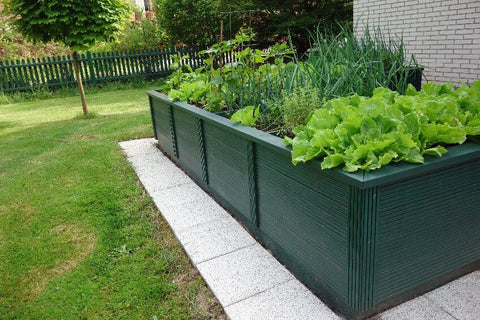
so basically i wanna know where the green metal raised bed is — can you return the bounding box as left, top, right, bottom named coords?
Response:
left=148, top=90, right=480, bottom=320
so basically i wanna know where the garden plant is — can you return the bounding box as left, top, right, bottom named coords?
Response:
left=155, top=25, right=480, bottom=173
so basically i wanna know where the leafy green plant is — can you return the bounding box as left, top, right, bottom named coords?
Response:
left=231, top=105, right=260, bottom=126
left=285, top=81, right=480, bottom=172
left=162, top=26, right=420, bottom=136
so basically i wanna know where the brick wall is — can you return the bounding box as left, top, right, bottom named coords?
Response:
left=354, top=0, right=480, bottom=85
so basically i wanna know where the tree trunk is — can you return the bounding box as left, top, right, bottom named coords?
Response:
left=72, top=51, right=88, bottom=115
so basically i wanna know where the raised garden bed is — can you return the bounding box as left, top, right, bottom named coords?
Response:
left=148, top=90, right=480, bottom=319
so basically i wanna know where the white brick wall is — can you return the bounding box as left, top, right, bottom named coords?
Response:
left=354, top=0, right=480, bottom=85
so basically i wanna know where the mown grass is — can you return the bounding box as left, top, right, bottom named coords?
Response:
left=0, top=87, right=225, bottom=319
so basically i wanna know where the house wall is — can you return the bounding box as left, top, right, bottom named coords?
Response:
left=354, top=0, right=480, bottom=85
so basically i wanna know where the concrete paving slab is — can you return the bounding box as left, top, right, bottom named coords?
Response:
left=372, top=295, right=457, bottom=320
left=225, top=279, right=341, bottom=320
left=159, top=197, right=230, bottom=231
left=128, top=151, right=177, bottom=171
left=425, top=271, right=480, bottom=320
left=175, top=216, right=257, bottom=264
left=119, top=138, right=158, bottom=157
left=135, top=169, right=192, bottom=192
left=197, top=244, right=294, bottom=307
left=150, top=183, right=211, bottom=209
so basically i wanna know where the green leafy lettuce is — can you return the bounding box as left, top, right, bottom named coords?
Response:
left=231, top=106, right=260, bottom=127
left=285, top=80, right=480, bottom=172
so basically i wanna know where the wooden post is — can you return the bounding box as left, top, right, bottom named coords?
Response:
left=72, top=51, right=89, bottom=115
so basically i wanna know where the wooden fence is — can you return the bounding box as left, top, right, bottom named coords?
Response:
left=0, top=47, right=237, bottom=93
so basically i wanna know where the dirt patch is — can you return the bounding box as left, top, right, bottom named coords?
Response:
left=69, top=134, right=97, bottom=142
left=0, top=203, right=37, bottom=220
left=20, top=223, right=97, bottom=300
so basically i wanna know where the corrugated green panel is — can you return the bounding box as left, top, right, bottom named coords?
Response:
left=255, top=144, right=350, bottom=299
left=348, top=186, right=378, bottom=313
left=150, top=98, right=174, bottom=157
left=203, top=122, right=251, bottom=222
left=375, top=160, right=480, bottom=303
left=172, top=108, right=204, bottom=183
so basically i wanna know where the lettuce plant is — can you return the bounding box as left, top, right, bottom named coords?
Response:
left=285, top=81, right=480, bottom=172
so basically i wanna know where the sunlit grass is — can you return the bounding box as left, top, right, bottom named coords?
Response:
left=0, top=86, right=224, bottom=319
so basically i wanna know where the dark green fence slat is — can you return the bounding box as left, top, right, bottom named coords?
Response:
left=159, top=47, right=167, bottom=74
left=118, top=50, right=126, bottom=78
left=17, top=59, right=26, bottom=89
left=86, top=51, right=96, bottom=85
left=114, top=51, right=121, bottom=79
left=105, top=52, right=111, bottom=79
left=111, top=51, right=117, bottom=79
left=109, top=52, right=116, bottom=79
left=96, top=52, right=104, bottom=80
left=38, top=58, right=46, bottom=87
left=3, top=60, right=11, bottom=92
left=5, top=60, right=11, bottom=91
left=54, top=56, right=62, bottom=87
left=32, top=57, right=41, bottom=88
left=24, top=58, right=32, bottom=88
left=12, top=60, right=21, bottom=90
left=79, top=53, right=88, bottom=84
left=25, top=58, right=35, bottom=89
left=48, top=57, right=56, bottom=88
left=98, top=52, right=106, bottom=81
left=135, top=50, right=141, bottom=75
left=0, top=60, right=5, bottom=92
left=61, top=56, right=71, bottom=86
left=102, top=51, right=109, bottom=80
left=109, top=52, right=116, bottom=80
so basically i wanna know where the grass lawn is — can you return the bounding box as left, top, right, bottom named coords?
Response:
left=0, top=87, right=225, bottom=319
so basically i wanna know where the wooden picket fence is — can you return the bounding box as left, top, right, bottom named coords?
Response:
left=0, top=46, right=237, bottom=93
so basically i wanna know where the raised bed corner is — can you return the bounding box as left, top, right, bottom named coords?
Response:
left=148, top=90, right=480, bottom=320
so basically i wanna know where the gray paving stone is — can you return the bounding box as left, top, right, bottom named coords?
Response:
left=159, top=197, right=230, bottom=231
left=128, top=152, right=180, bottom=177
left=372, top=295, right=456, bottom=320
left=225, top=279, right=341, bottom=320
left=129, top=151, right=175, bottom=169
left=175, top=216, right=257, bottom=264
left=136, top=167, right=192, bottom=192
left=197, top=244, right=294, bottom=307
left=150, top=183, right=211, bottom=209
left=425, top=271, right=480, bottom=320
left=119, top=138, right=158, bottom=157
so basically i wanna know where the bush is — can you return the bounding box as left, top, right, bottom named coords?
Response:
left=91, top=19, right=167, bottom=52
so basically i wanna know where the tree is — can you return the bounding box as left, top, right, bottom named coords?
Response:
left=218, top=0, right=353, bottom=53
left=4, top=0, right=129, bottom=114
left=155, top=0, right=221, bottom=47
